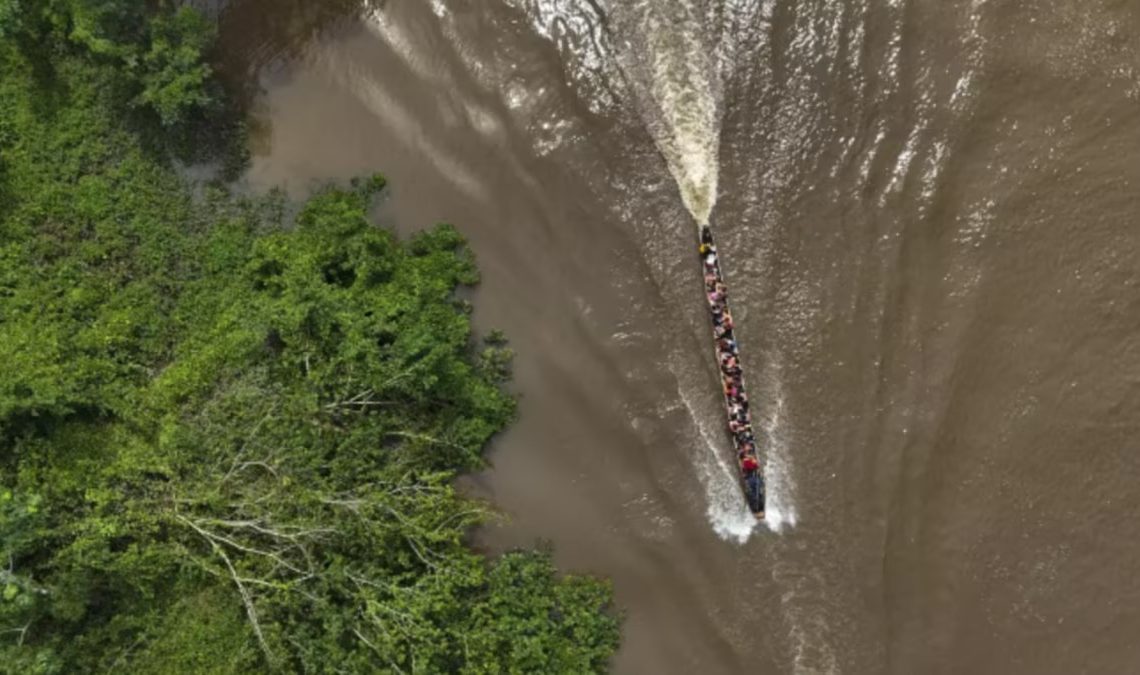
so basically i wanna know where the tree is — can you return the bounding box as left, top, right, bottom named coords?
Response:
left=135, top=6, right=215, bottom=127
left=0, top=0, right=23, bottom=40
left=1, top=0, right=216, bottom=127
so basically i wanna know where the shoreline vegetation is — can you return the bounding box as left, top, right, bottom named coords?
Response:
left=0, top=2, right=620, bottom=672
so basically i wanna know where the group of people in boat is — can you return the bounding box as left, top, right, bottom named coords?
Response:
left=699, top=226, right=765, bottom=516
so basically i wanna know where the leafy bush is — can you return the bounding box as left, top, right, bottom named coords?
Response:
left=135, top=7, right=216, bottom=127
left=1, top=0, right=216, bottom=126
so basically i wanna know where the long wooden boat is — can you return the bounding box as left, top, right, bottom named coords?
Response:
left=697, top=225, right=765, bottom=519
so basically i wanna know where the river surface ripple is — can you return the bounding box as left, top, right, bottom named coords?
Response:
left=217, top=1, right=1140, bottom=672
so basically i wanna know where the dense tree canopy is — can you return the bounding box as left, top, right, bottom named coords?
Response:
left=0, top=0, right=216, bottom=126
left=0, top=5, right=619, bottom=673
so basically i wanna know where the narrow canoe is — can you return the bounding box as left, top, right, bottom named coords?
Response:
left=697, top=225, right=765, bottom=519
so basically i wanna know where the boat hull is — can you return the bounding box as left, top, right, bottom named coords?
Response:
left=697, top=225, right=765, bottom=517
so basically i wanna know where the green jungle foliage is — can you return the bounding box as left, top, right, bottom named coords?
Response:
left=1, top=0, right=215, bottom=127
left=0, top=4, right=620, bottom=673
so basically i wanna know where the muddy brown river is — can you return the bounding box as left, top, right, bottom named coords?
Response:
left=215, top=1, right=1140, bottom=672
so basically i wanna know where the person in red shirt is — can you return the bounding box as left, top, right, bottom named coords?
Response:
left=740, top=453, right=763, bottom=516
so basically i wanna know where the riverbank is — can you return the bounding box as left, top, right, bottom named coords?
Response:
left=0, top=4, right=618, bottom=671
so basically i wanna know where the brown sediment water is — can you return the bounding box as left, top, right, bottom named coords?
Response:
left=217, top=0, right=1140, bottom=672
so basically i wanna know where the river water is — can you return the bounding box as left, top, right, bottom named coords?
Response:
left=215, top=1, right=1140, bottom=672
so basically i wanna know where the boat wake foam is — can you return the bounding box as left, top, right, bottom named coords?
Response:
left=676, top=381, right=759, bottom=543
left=757, top=387, right=798, bottom=533
left=613, top=0, right=722, bottom=227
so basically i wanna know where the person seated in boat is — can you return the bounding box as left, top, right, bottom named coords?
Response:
left=739, top=449, right=762, bottom=511
left=724, top=380, right=740, bottom=400
left=705, top=272, right=718, bottom=289
left=704, top=252, right=717, bottom=268
left=715, top=281, right=727, bottom=297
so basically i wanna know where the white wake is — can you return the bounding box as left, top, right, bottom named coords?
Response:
left=621, top=1, right=793, bottom=537
left=615, top=0, right=722, bottom=227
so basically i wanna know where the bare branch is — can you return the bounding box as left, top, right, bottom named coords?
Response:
left=214, top=541, right=273, bottom=663
left=177, top=521, right=272, bottom=661
left=379, top=365, right=418, bottom=392
left=176, top=516, right=308, bottom=577
left=320, top=497, right=366, bottom=513
left=1, top=623, right=31, bottom=647
left=323, top=389, right=396, bottom=413
left=224, top=461, right=280, bottom=482
left=221, top=403, right=280, bottom=484
left=433, top=508, right=486, bottom=532
left=352, top=627, right=407, bottom=675
left=104, top=635, right=147, bottom=674
left=404, top=536, right=438, bottom=571
left=384, top=431, right=468, bottom=453
left=199, top=518, right=334, bottom=542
